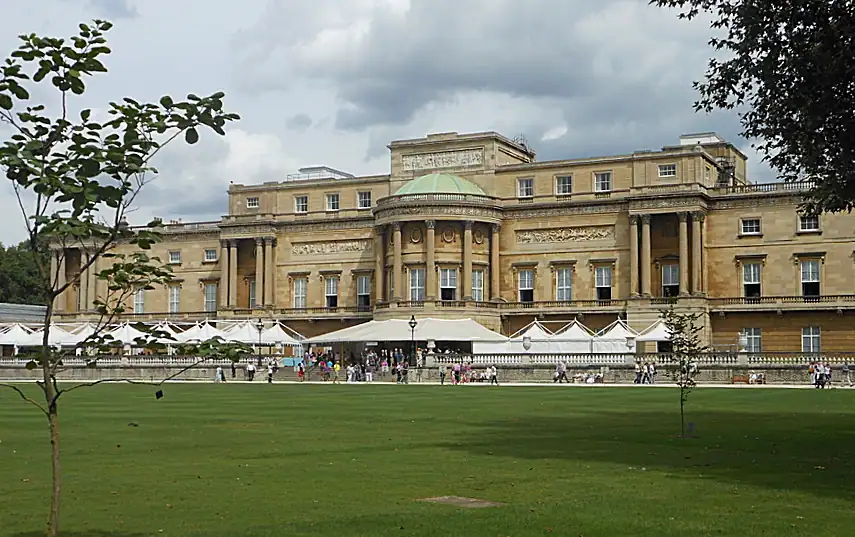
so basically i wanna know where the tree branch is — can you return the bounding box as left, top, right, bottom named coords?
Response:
left=0, top=382, right=48, bottom=415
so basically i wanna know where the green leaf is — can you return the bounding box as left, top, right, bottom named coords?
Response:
left=159, top=95, right=173, bottom=108
left=80, top=108, right=91, bottom=121
left=184, top=127, right=199, bottom=145
left=80, top=159, right=100, bottom=177
left=0, top=93, right=12, bottom=110
left=25, top=360, right=37, bottom=370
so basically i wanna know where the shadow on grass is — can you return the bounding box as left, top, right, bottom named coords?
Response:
left=442, top=410, right=855, bottom=500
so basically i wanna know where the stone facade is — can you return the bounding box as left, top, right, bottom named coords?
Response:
left=52, top=131, right=855, bottom=350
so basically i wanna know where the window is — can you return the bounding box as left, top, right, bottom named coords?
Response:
left=799, top=215, right=820, bottom=232
left=555, top=267, right=572, bottom=301
left=294, top=195, right=308, bottom=213
left=658, top=164, right=677, bottom=178
left=357, top=275, right=371, bottom=310
left=800, top=260, right=820, bottom=297
left=471, top=269, right=484, bottom=302
left=246, top=197, right=259, bottom=209
left=357, top=191, right=372, bottom=209
left=742, top=262, right=762, bottom=298
left=249, top=279, right=257, bottom=308
left=595, top=266, right=612, bottom=300
left=293, top=277, right=307, bottom=309
left=517, top=178, right=534, bottom=198
left=594, top=171, right=612, bottom=192
left=168, top=285, right=180, bottom=313
left=204, top=283, right=217, bottom=312
left=326, top=193, right=340, bottom=211
left=133, top=289, right=145, bottom=314
left=409, top=268, right=425, bottom=302
left=555, top=175, right=572, bottom=195
left=705, top=167, right=711, bottom=182
left=661, top=264, right=680, bottom=297
left=518, top=269, right=534, bottom=302
left=740, top=218, right=761, bottom=235
left=802, top=326, right=821, bottom=353
left=204, top=249, right=217, bottom=262
left=742, top=328, right=761, bottom=353
left=440, top=268, right=457, bottom=301
left=168, top=251, right=181, bottom=264
left=324, top=276, right=339, bottom=308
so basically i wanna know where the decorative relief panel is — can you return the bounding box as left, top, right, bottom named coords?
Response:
left=401, top=149, right=484, bottom=171
left=292, top=239, right=373, bottom=256
left=283, top=219, right=374, bottom=233
left=516, top=226, right=614, bottom=244
left=375, top=205, right=501, bottom=220
left=441, top=226, right=456, bottom=243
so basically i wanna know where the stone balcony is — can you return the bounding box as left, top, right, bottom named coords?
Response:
left=708, top=295, right=855, bottom=313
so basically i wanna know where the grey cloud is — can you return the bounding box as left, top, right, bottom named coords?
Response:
left=88, top=0, right=138, bottom=19
left=285, top=113, right=313, bottom=130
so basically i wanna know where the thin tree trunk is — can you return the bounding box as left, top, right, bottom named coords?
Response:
left=46, top=406, right=61, bottom=537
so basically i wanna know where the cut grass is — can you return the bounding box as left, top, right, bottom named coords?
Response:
left=1, top=384, right=853, bottom=536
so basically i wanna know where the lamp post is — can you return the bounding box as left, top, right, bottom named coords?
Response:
left=408, top=315, right=417, bottom=366
left=256, top=319, right=264, bottom=367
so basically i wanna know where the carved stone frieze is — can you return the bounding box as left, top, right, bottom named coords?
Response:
left=629, top=197, right=704, bottom=210
left=375, top=205, right=501, bottom=220
left=516, top=226, right=614, bottom=244
left=218, top=225, right=276, bottom=237
left=506, top=203, right=627, bottom=218
left=282, top=219, right=374, bottom=233
left=401, top=149, right=484, bottom=171
left=291, top=239, right=373, bottom=256
left=712, top=196, right=802, bottom=210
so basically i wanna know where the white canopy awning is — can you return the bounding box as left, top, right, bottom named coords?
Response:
left=636, top=320, right=673, bottom=342
left=18, top=325, right=76, bottom=347
left=305, top=318, right=506, bottom=344
left=68, top=323, right=98, bottom=345
left=0, top=323, right=32, bottom=345
left=223, top=321, right=266, bottom=344
left=106, top=323, right=151, bottom=345
left=552, top=320, right=594, bottom=340
left=592, top=319, right=637, bottom=354
left=510, top=321, right=552, bottom=341
left=175, top=321, right=225, bottom=343
left=261, top=323, right=302, bottom=346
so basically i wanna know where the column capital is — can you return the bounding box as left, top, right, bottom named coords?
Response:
left=464, top=220, right=474, bottom=231
left=677, top=211, right=689, bottom=222
left=491, top=223, right=501, bottom=233
left=228, top=239, right=239, bottom=248
left=629, top=214, right=640, bottom=226
left=425, top=220, right=435, bottom=230
left=392, top=222, right=402, bottom=232
left=692, top=211, right=706, bottom=223
left=255, top=237, right=264, bottom=246
left=219, top=239, right=229, bottom=248
left=640, top=214, right=652, bottom=225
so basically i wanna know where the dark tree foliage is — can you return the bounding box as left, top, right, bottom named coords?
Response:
left=0, top=240, right=49, bottom=305
left=650, top=0, right=855, bottom=214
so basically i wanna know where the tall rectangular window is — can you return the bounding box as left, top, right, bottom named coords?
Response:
left=249, top=279, right=257, bottom=308
left=517, top=178, right=533, bottom=198
left=658, top=164, right=677, bottom=178
left=594, top=171, right=612, bottom=192
left=357, top=275, right=371, bottom=309
left=440, top=268, right=457, bottom=301
left=293, top=278, right=307, bottom=309
left=595, top=266, right=612, bottom=300
left=204, top=248, right=217, bottom=262
left=168, top=251, right=181, bottom=264
left=133, top=289, right=145, bottom=314
left=800, top=260, right=820, bottom=297
left=802, top=326, right=821, bottom=353
left=555, top=175, right=572, bottom=195
left=518, top=269, right=534, bottom=302
left=661, top=264, right=680, bottom=297
left=556, top=267, right=572, bottom=301
left=326, top=193, right=340, bottom=211
left=357, top=191, right=372, bottom=209
left=204, top=283, right=217, bottom=312
left=325, top=276, right=339, bottom=308
left=409, top=268, right=425, bottom=302
left=294, top=195, right=308, bottom=213
left=743, top=328, right=761, bottom=352
left=471, top=269, right=484, bottom=302
left=743, top=262, right=761, bottom=298
left=168, top=285, right=180, bottom=313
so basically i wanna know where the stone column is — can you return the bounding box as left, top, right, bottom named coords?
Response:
left=264, top=238, right=275, bottom=306
left=57, top=250, right=67, bottom=311
left=692, top=212, right=705, bottom=295
left=219, top=239, right=229, bottom=308
left=254, top=238, right=264, bottom=307
left=462, top=221, right=474, bottom=300
left=640, top=215, right=652, bottom=296
left=374, top=226, right=385, bottom=303
left=629, top=215, right=639, bottom=297
left=88, top=255, right=98, bottom=310
left=392, top=222, right=403, bottom=301
left=50, top=250, right=60, bottom=311
left=490, top=224, right=501, bottom=300
left=79, top=252, right=89, bottom=312
left=228, top=240, right=238, bottom=307
left=678, top=211, right=689, bottom=296
left=425, top=220, right=436, bottom=300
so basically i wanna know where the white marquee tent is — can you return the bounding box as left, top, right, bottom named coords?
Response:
left=175, top=321, right=226, bottom=343
left=635, top=320, right=673, bottom=342
left=261, top=323, right=302, bottom=346
left=503, top=321, right=554, bottom=353
left=305, top=318, right=507, bottom=345
left=0, top=323, right=32, bottom=346
left=592, top=319, right=638, bottom=354
left=106, top=323, right=151, bottom=345
left=550, top=320, right=595, bottom=354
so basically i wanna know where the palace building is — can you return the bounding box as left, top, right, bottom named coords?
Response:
left=52, top=130, right=855, bottom=353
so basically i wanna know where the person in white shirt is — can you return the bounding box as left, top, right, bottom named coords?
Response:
left=215, top=366, right=224, bottom=383
left=489, top=365, right=499, bottom=386
left=266, top=363, right=274, bottom=383
left=246, top=362, right=256, bottom=382
left=346, top=364, right=354, bottom=383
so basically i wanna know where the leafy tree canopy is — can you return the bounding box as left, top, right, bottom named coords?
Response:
left=0, top=240, right=49, bottom=305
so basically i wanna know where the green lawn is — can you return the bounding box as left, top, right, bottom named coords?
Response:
left=1, top=384, right=854, bottom=537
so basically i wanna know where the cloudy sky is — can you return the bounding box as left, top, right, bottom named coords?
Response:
left=0, top=0, right=774, bottom=245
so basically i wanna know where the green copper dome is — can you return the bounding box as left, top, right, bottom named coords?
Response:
left=394, top=173, right=487, bottom=196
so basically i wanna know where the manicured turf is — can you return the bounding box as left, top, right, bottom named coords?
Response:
left=1, top=384, right=853, bottom=536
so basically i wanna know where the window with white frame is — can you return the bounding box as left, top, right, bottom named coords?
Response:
left=168, top=285, right=180, bottom=313
left=294, top=195, right=308, bottom=213
left=658, top=164, right=677, bottom=178
left=800, top=259, right=820, bottom=297
left=409, top=268, right=425, bottom=302
left=471, top=269, right=484, bottom=302
left=440, top=268, right=457, bottom=301
left=168, top=251, right=181, bottom=264
left=204, top=248, right=217, bottom=262
left=517, top=178, right=534, bottom=198
left=595, top=265, right=612, bottom=300
left=293, top=277, right=307, bottom=309
left=594, top=171, right=612, bottom=192
left=324, top=276, right=339, bottom=308
left=661, top=264, right=680, bottom=297
left=249, top=279, right=257, bottom=308
left=555, top=267, right=572, bottom=301
left=555, top=175, right=572, bottom=195
left=246, top=197, right=259, bottom=209
left=802, top=326, right=821, bottom=353
left=740, top=218, right=761, bottom=235
left=742, top=262, right=762, bottom=297
left=743, top=327, right=761, bottom=352
left=204, top=283, right=217, bottom=312
left=518, top=269, right=534, bottom=302
left=326, top=193, right=340, bottom=211
left=133, top=289, right=145, bottom=314
left=799, top=215, right=820, bottom=232
left=357, top=275, right=371, bottom=309
left=357, top=191, right=372, bottom=209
